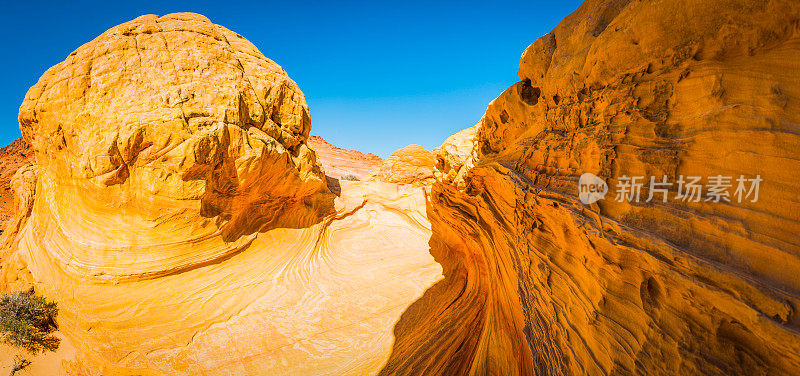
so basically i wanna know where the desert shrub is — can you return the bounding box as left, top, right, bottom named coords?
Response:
left=10, top=356, right=30, bottom=375
left=0, top=290, right=59, bottom=355
left=341, top=174, right=360, bottom=181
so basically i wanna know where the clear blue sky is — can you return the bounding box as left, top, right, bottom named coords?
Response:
left=0, top=0, right=581, bottom=157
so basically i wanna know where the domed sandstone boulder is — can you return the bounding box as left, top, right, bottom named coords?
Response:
left=16, top=12, right=329, bottom=251
left=373, top=144, right=436, bottom=185
left=1, top=13, right=441, bottom=375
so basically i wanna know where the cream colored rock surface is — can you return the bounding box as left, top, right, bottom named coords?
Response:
left=0, top=13, right=441, bottom=375
left=380, top=0, right=800, bottom=375
left=432, top=124, right=478, bottom=187
left=307, top=135, right=383, bottom=180
left=373, top=145, right=436, bottom=185
left=32, top=180, right=438, bottom=376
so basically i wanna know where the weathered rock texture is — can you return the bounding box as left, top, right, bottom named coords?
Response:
left=4, top=0, right=800, bottom=374
left=307, top=135, right=383, bottom=180
left=0, top=13, right=441, bottom=375
left=432, top=124, right=478, bottom=187
left=373, top=144, right=436, bottom=185
left=381, top=0, right=800, bottom=375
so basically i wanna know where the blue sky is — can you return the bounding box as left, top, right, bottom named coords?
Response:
left=0, top=0, right=581, bottom=157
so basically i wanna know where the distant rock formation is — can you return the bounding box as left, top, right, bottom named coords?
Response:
left=381, top=0, right=800, bottom=375
left=373, top=144, right=436, bottom=185
left=0, top=13, right=441, bottom=375
left=307, top=135, right=382, bottom=180
left=0, top=139, right=33, bottom=229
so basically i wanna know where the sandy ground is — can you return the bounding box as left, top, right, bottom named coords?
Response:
left=0, top=332, right=77, bottom=375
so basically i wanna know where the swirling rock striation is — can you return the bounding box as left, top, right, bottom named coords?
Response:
left=0, top=13, right=441, bottom=375
left=382, top=0, right=800, bottom=375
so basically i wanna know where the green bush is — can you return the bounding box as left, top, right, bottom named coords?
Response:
left=0, top=290, right=59, bottom=355
left=340, top=174, right=360, bottom=181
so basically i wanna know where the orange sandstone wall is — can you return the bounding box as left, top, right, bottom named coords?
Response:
left=382, top=0, right=800, bottom=375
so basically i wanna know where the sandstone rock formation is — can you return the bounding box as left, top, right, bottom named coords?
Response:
left=373, top=144, right=436, bottom=185
left=432, top=124, right=478, bottom=187
left=380, top=0, right=800, bottom=375
left=0, top=134, right=370, bottom=235
left=0, top=13, right=441, bottom=375
left=307, top=135, right=382, bottom=180
left=3, top=0, right=800, bottom=374
left=0, top=139, right=33, bottom=229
